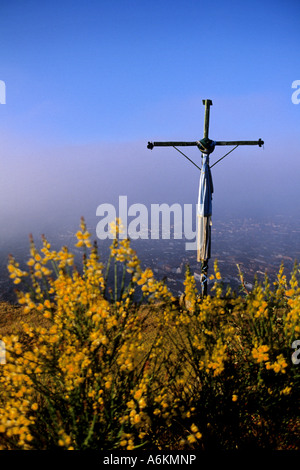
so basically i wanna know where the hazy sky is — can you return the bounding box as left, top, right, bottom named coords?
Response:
left=0, top=0, right=299, bottom=243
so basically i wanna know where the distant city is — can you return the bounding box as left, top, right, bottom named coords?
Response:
left=0, top=214, right=299, bottom=302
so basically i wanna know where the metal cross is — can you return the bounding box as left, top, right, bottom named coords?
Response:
left=147, top=99, right=264, bottom=296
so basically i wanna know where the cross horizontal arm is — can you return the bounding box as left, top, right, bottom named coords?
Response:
left=147, top=141, right=198, bottom=149
left=215, top=139, right=264, bottom=147
left=147, top=138, right=264, bottom=150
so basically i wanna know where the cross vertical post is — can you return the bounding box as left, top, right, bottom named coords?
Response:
left=203, top=99, right=212, bottom=139
left=199, top=99, right=213, bottom=296
left=147, top=100, right=264, bottom=297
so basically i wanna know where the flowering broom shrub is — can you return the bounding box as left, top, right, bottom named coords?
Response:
left=0, top=218, right=299, bottom=450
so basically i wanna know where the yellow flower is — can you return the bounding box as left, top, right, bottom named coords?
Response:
left=127, top=440, right=135, bottom=450
left=252, top=344, right=269, bottom=363
left=187, top=434, right=197, bottom=444
left=105, top=379, right=112, bottom=389
left=109, top=218, right=124, bottom=236
left=190, top=423, right=198, bottom=433
left=285, top=289, right=294, bottom=297
left=75, top=222, right=92, bottom=248
left=134, top=389, right=143, bottom=400
left=266, top=354, right=288, bottom=374
left=137, top=268, right=153, bottom=286
left=138, top=397, right=146, bottom=409
left=281, top=386, right=292, bottom=395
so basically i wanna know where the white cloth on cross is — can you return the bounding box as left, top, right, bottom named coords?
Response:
left=197, top=153, right=213, bottom=262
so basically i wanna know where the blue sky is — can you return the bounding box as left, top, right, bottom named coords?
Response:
left=0, top=0, right=299, bottom=241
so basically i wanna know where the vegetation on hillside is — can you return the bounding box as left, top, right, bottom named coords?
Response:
left=0, top=218, right=299, bottom=450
